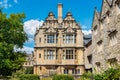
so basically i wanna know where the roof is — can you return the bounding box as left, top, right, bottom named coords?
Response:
left=84, top=34, right=92, bottom=46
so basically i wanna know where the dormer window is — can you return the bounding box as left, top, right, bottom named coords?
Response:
left=109, top=30, right=117, bottom=46
left=93, top=25, right=97, bottom=35
left=63, top=35, right=76, bottom=44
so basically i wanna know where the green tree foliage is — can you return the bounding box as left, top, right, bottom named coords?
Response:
left=24, top=67, right=33, bottom=74
left=80, top=66, right=120, bottom=80
left=19, top=74, right=40, bottom=80
left=94, top=67, right=120, bottom=80
left=0, top=10, right=28, bottom=76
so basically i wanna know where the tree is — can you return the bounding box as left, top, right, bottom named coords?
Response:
left=24, top=67, right=33, bottom=74
left=0, top=10, right=28, bottom=76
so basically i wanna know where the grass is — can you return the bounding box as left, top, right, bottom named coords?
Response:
left=41, top=77, right=52, bottom=80
left=11, top=78, right=19, bottom=80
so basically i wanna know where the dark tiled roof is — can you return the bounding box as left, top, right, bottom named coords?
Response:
left=84, top=34, right=92, bottom=46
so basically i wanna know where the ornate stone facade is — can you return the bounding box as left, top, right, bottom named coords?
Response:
left=34, top=4, right=84, bottom=77
left=92, top=0, right=120, bottom=73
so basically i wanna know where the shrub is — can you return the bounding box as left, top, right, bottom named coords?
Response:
left=19, top=74, right=40, bottom=80
left=53, top=74, right=74, bottom=80
left=94, top=67, right=120, bottom=80
left=80, top=71, right=93, bottom=80
left=24, top=67, right=33, bottom=74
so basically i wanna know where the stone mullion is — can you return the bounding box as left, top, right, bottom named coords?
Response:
left=54, top=34, right=56, bottom=43
left=73, top=34, right=75, bottom=44
left=73, top=49, right=75, bottom=60
left=46, top=34, right=48, bottom=43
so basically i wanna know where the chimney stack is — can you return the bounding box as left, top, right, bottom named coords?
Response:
left=58, top=3, right=63, bottom=23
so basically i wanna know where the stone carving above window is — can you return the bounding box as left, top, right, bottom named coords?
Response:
left=45, top=27, right=57, bottom=33
left=63, top=27, right=75, bottom=33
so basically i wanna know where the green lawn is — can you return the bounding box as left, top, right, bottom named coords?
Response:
left=41, top=77, right=52, bottom=80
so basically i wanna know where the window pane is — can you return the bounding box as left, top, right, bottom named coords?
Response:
left=47, top=35, right=54, bottom=43
left=64, top=35, right=76, bottom=44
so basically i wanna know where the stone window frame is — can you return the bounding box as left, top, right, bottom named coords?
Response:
left=39, top=53, right=41, bottom=58
left=44, top=49, right=55, bottom=60
left=87, top=54, right=92, bottom=64
left=107, top=58, right=117, bottom=67
left=62, top=49, right=76, bottom=60
left=95, top=62, right=101, bottom=72
left=72, top=69, right=80, bottom=74
left=63, top=34, right=76, bottom=44
left=44, top=34, right=58, bottom=43
left=39, top=38, right=41, bottom=42
left=108, top=30, right=117, bottom=46
left=97, top=40, right=103, bottom=52
left=64, top=69, right=69, bottom=74
left=47, top=35, right=55, bottom=43
left=93, top=25, right=98, bottom=35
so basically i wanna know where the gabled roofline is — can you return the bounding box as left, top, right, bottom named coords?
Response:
left=91, top=7, right=100, bottom=28
left=99, top=0, right=111, bottom=19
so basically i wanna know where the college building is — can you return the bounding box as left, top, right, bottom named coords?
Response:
left=85, top=0, right=120, bottom=73
left=33, top=0, right=120, bottom=77
left=33, top=4, right=84, bottom=77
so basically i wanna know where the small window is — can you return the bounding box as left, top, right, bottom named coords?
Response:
left=47, top=35, right=55, bottom=43
left=72, top=69, right=77, bottom=74
left=56, top=50, right=58, bottom=60
left=108, top=58, right=117, bottom=67
left=39, top=38, right=41, bottom=42
left=93, top=25, right=97, bottom=35
left=39, top=66, right=42, bottom=70
left=97, top=40, right=103, bottom=52
left=96, top=62, right=100, bottom=67
left=78, top=69, right=80, bottom=74
left=39, top=53, right=41, bottom=58
left=95, top=62, right=101, bottom=72
left=109, top=30, right=117, bottom=46
left=64, top=69, right=68, bottom=74
left=87, top=55, right=92, bottom=64
left=72, top=69, right=80, bottom=74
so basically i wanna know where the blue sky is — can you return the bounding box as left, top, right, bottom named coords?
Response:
left=1, top=0, right=102, bottom=53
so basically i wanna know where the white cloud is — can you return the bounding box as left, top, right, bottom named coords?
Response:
left=14, top=0, right=18, bottom=3
left=23, top=20, right=43, bottom=53
left=24, top=19, right=43, bottom=38
left=0, top=0, right=12, bottom=9
left=82, top=30, right=92, bottom=35
left=21, top=46, right=34, bottom=54
left=0, top=0, right=18, bottom=9
left=14, top=46, right=34, bottom=54
left=81, top=25, right=88, bottom=29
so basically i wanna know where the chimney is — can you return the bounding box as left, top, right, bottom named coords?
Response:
left=58, top=3, right=63, bottom=23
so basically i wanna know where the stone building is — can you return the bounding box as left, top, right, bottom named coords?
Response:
left=92, top=0, right=120, bottom=73
left=84, top=39, right=92, bottom=73
left=34, top=4, right=84, bottom=77
left=23, top=53, right=34, bottom=68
